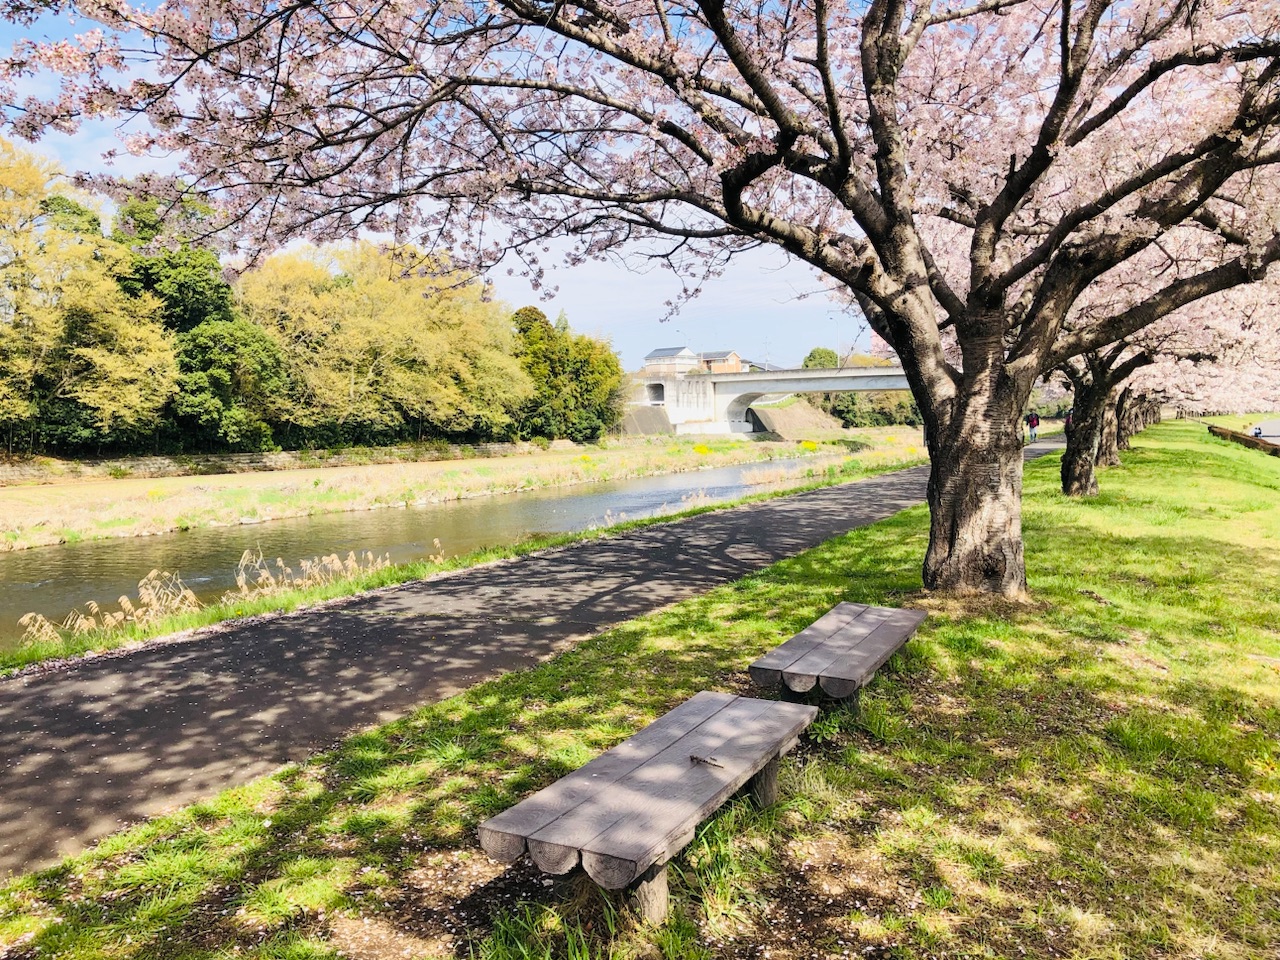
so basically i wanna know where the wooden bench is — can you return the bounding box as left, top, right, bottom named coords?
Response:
left=749, top=602, right=926, bottom=702
left=478, top=691, right=817, bottom=923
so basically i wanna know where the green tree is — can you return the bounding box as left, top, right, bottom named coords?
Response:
left=802, top=346, right=839, bottom=369
left=40, top=195, right=102, bottom=236
left=0, top=140, right=177, bottom=453
left=511, top=307, right=625, bottom=442
left=237, top=242, right=531, bottom=443
left=172, top=318, right=289, bottom=451
left=112, top=194, right=236, bottom=333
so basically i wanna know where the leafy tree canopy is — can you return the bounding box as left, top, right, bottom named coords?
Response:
left=112, top=193, right=236, bottom=333
left=511, top=306, right=625, bottom=442
left=0, top=139, right=177, bottom=451
left=237, top=242, right=533, bottom=440
left=802, top=347, right=840, bottom=369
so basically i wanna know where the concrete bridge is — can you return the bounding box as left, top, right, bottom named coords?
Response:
left=632, top=366, right=911, bottom=434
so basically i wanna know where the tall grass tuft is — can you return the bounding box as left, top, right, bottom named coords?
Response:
left=19, top=551, right=391, bottom=650
left=226, top=548, right=391, bottom=601
left=19, top=570, right=200, bottom=643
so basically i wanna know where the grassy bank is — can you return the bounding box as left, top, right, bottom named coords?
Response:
left=1, top=422, right=1277, bottom=960
left=0, top=443, right=928, bottom=677
left=1204, top=412, right=1280, bottom=433
left=0, top=429, right=925, bottom=552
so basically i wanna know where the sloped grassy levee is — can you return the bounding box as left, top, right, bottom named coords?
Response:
left=1203, top=412, right=1279, bottom=433
left=1, top=421, right=1277, bottom=960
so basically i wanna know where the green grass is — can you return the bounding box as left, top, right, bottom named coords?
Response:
left=1, top=421, right=1277, bottom=960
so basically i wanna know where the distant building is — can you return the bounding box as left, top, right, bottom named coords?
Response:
left=642, top=346, right=700, bottom=375
left=696, top=350, right=746, bottom=373
left=643, top=347, right=752, bottom=374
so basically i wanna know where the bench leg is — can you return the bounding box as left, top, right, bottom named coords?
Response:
left=779, top=684, right=808, bottom=704
left=750, top=755, right=780, bottom=807
left=628, top=862, right=668, bottom=925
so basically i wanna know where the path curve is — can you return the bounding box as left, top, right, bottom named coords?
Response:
left=0, top=444, right=1058, bottom=875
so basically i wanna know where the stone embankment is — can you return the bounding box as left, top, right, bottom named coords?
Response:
left=1207, top=424, right=1280, bottom=457
left=0, top=440, right=580, bottom=486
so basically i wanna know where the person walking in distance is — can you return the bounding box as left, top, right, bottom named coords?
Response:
left=1025, top=411, right=1040, bottom=443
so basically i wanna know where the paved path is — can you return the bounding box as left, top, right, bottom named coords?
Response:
left=0, top=444, right=1058, bottom=875
left=1255, top=419, right=1280, bottom=439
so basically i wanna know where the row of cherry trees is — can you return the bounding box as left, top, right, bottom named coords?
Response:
left=1056, top=280, right=1280, bottom=496
left=3, top=0, right=1278, bottom=595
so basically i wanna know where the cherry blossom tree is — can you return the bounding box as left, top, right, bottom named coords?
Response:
left=1058, top=279, right=1280, bottom=495
left=4, top=0, right=1279, bottom=595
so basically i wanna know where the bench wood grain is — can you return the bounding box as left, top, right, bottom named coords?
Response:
left=750, top=603, right=926, bottom=699
left=479, top=691, right=818, bottom=901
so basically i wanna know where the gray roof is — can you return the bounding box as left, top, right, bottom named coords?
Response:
left=697, top=350, right=739, bottom=360
left=743, top=360, right=786, bottom=371
left=644, top=346, right=695, bottom=359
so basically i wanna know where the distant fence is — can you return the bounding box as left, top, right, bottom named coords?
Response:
left=1206, top=424, right=1280, bottom=457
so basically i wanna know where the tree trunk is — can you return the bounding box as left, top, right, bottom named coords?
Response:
left=1114, top=387, right=1133, bottom=451
left=1061, top=409, right=1102, bottom=495
left=1061, top=374, right=1110, bottom=496
left=1096, top=386, right=1122, bottom=467
left=922, top=394, right=1028, bottom=597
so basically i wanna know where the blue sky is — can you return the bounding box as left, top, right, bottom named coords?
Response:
left=2, top=17, right=868, bottom=371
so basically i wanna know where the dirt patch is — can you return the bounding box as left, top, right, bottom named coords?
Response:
left=328, top=850, right=558, bottom=958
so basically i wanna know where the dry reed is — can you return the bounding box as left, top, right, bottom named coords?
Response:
left=19, top=549, right=393, bottom=647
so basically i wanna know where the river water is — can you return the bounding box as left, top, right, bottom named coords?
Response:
left=0, top=457, right=824, bottom=652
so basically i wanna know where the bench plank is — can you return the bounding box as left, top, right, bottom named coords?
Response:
left=819, top=611, right=931, bottom=696
left=479, top=690, right=735, bottom=862
left=747, top=603, right=868, bottom=687
left=479, top=694, right=817, bottom=889
left=778, top=605, right=895, bottom=692
left=573, top=698, right=816, bottom=887
left=750, top=604, right=926, bottom=699
left=525, top=696, right=792, bottom=882
left=784, top=608, right=926, bottom=696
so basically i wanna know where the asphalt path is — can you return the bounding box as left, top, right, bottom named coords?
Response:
left=1254, top=419, right=1280, bottom=438
left=0, top=442, right=1059, bottom=875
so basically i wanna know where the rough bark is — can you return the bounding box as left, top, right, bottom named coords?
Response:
left=921, top=380, right=1029, bottom=597
left=1097, top=386, right=1122, bottom=467
left=1061, top=372, right=1109, bottom=496
left=1061, top=405, right=1104, bottom=496
left=1114, top=387, right=1134, bottom=451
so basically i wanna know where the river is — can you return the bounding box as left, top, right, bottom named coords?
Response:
left=0, top=457, right=823, bottom=651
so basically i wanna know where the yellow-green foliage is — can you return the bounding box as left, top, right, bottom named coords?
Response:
left=236, top=242, right=533, bottom=436
left=0, top=139, right=177, bottom=435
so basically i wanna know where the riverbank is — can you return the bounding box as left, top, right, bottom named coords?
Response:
left=1, top=442, right=929, bottom=676
left=0, top=429, right=923, bottom=553
left=0, top=423, right=1274, bottom=960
